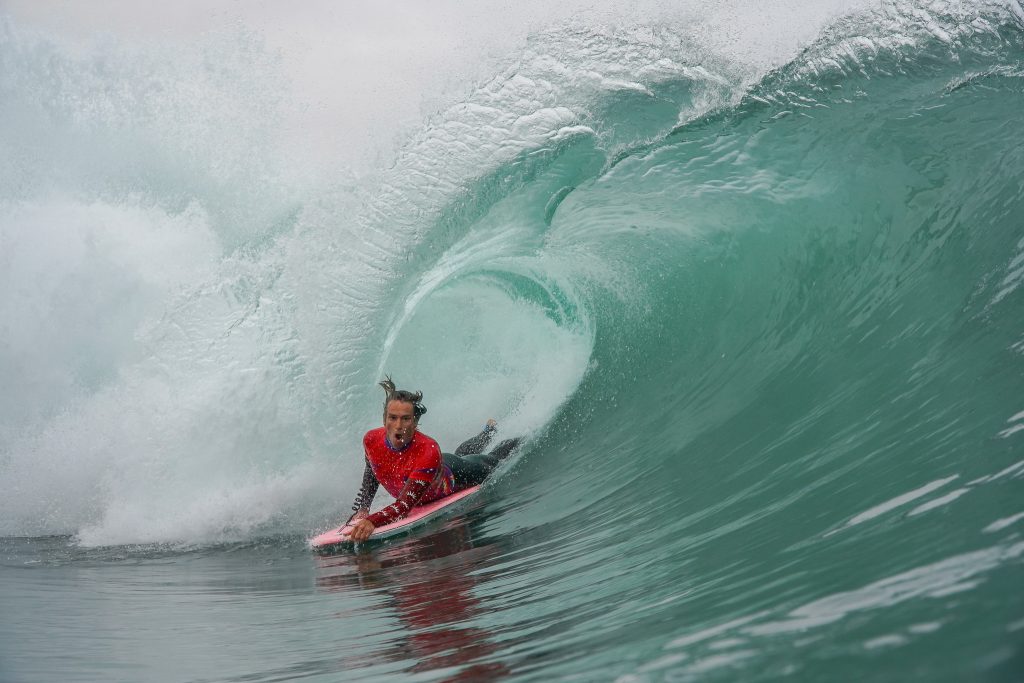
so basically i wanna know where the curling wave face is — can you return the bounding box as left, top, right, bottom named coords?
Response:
left=1, top=1, right=1023, bottom=680
left=0, top=2, right=1023, bottom=661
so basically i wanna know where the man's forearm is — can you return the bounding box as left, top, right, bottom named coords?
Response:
left=367, top=479, right=430, bottom=526
left=351, top=461, right=379, bottom=511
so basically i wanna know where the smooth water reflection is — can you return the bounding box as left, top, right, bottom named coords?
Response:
left=314, top=520, right=514, bottom=681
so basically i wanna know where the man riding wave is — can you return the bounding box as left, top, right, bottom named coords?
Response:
left=346, top=377, right=520, bottom=541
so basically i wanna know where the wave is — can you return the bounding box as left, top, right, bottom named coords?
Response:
left=0, top=1, right=1022, bottom=559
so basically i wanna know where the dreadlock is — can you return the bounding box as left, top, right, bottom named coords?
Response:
left=379, top=375, right=427, bottom=419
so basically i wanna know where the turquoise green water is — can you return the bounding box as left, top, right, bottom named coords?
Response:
left=2, top=2, right=1024, bottom=681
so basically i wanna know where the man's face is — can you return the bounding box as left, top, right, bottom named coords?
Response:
left=384, top=399, right=418, bottom=448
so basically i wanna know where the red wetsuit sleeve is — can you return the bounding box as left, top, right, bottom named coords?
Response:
left=367, top=479, right=431, bottom=526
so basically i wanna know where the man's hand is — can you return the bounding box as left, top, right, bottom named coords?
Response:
left=348, top=518, right=376, bottom=542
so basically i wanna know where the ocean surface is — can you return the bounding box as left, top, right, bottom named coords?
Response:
left=2, top=1, right=1024, bottom=681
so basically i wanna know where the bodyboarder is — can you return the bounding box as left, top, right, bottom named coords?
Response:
left=346, top=377, right=520, bottom=542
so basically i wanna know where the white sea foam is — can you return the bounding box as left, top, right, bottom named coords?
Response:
left=2, top=0, right=1013, bottom=547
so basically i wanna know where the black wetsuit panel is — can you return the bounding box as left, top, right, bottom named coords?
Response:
left=445, top=433, right=522, bottom=489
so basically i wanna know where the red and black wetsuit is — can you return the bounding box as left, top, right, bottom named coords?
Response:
left=350, top=426, right=520, bottom=527
left=352, top=428, right=454, bottom=527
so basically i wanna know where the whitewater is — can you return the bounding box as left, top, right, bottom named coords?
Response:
left=1, top=1, right=1023, bottom=681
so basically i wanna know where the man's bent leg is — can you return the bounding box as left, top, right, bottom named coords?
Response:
left=454, top=428, right=495, bottom=456
left=444, top=452, right=497, bottom=489
left=444, top=438, right=523, bottom=490
left=490, top=438, right=521, bottom=461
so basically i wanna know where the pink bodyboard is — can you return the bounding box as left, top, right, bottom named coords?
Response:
left=309, top=485, right=481, bottom=548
